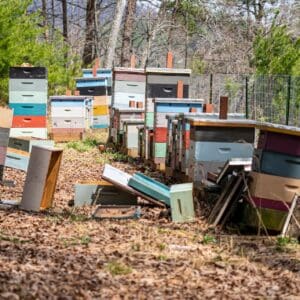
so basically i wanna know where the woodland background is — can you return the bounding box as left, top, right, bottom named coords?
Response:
left=0, top=0, right=299, bottom=104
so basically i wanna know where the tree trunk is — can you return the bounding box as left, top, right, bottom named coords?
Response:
left=167, top=0, right=179, bottom=51
left=41, top=0, right=48, bottom=40
left=62, top=0, right=68, bottom=43
left=51, top=0, right=55, bottom=40
left=120, top=0, right=137, bottom=67
left=82, top=0, right=96, bottom=66
left=141, top=1, right=168, bottom=68
left=105, top=0, right=127, bottom=68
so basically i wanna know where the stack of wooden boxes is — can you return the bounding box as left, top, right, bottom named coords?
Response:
left=171, top=113, right=247, bottom=177
left=50, top=96, right=92, bottom=141
left=112, top=67, right=146, bottom=109
left=145, top=67, right=191, bottom=160
left=0, top=108, right=13, bottom=180
left=76, top=77, right=110, bottom=129
left=82, top=68, right=112, bottom=101
left=9, top=67, right=48, bottom=139
left=83, top=68, right=112, bottom=129
left=186, top=119, right=255, bottom=185
left=153, top=98, right=203, bottom=170
left=122, top=119, right=145, bottom=157
left=247, top=123, right=300, bottom=231
left=5, top=137, right=54, bottom=172
left=111, top=108, right=144, bottom=146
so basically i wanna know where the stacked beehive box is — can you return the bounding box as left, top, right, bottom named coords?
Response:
left=76, top=77, right=110, bottom=129
left=112, top=67, right=146, bottom=109
left=153, top=98, right=203, bottom=169
left=122, top=119, right=145, bottom=157
left=5, top=137, right=54, bottom=172
left=145, top=67, right=191, bottom=160
left=111, top=108, right=144, bottom=145
left=82, top=68, right=112, bottom=100
left=9, top=67, right=48, bottom=139
left=50, top=96, right=92, bottom=141
left=187, top=119, right=256, bottom=185
left=0, top=108, right=13, bottom=180
left=246, top=123, right=300, bottom=231
left=173, top=113, right=247, bottom=176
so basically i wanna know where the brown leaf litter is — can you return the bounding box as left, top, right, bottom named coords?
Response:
left=0, top=146, right=299, bottom=299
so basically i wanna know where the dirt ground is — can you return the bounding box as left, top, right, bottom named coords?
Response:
left=0, top=146, right=299, bottom=299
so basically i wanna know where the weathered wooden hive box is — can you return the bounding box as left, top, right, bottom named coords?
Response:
left=187, top=118, right=256, bottom=184
left=76, top=77, right=110, bottom=129
left=111, top=107, right=144, bottom=145
left=9, top=67, right=48, bottom=139
left=152, top=98, right=203, bottom=169
left=244, top=122, right=300, bottom=232
left=112, top=67, right=146, bottom=109
left=0, top=107, right=13, bottom=180
left=50, top=96, right=92, bottom=141
left=5, top=136, right=54, bottom=172
left=174, top=113, right=247, bottom=176
left=82, top=68, right=112, bottom=98
left=144, top=67, right=191, bottom=160
left=122, top=119, right=145, bottom=158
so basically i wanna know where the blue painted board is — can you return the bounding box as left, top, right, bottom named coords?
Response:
left=76, top=78, right=107, bottom=88
left=128, top=173, right=170, bottom=205
left=5, top=152, right=29, bottom=171
left=92, top=124, right=109, bottom=129
left=191, top=141, right=253, bottom=162
left=156, top=103, right=203, bottom=113
left=51, top=100, right=85, bottom=107
left=261, top=151, right=300, bottom=179
left=9, top=103, right=47, bottom=116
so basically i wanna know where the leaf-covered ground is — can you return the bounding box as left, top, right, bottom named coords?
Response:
left=0, top=146, right=299, bottom=299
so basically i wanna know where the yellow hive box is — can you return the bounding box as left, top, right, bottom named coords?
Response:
left=93, top=105, right=109, bottom=116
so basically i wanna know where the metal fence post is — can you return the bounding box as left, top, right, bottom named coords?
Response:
left=209, top=74, right=213, bottom=104
left=286, top=76, right=291, bottom=125
left=245, top=76, right=249, bottom=119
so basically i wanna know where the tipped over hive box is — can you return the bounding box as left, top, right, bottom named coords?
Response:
left=21, top=146, right=63, bottom=211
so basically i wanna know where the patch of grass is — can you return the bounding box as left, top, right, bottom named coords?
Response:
left=95, top=155, right=111, bottom=165
left=60, top=235, right=92, bottom=247
left=109, top=152, right=130, bottom=162
left=131, top=243, right=141, bottom=251
left=46, top=214, right=64, bottom=224
left=66, top=138, right=98, bottom=152
left=80, top=235, right=92, bottom=245
left=0, top=233, right=30, bottom=244
left=156, top=254, right=168, bottom=261
left=157, top=243, right=166, bottom=251
left=201, top=234, right=217, bottom=245
left=157, top=228, right=170, bottom=235
left=83, top=137, right=98, bottom=147
left=68, top=213, right=89, bottom=222
left=106, top=261, right=132, bottom=276
left=276, top=236, right=299, bottom=252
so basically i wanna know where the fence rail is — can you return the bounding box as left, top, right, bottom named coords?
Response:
left=190, top=74, right=300, bottom=127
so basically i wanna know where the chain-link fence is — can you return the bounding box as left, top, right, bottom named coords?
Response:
left=191, top=74, right=300, bottom=127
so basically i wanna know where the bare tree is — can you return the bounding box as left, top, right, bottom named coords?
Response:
left=62, top=0, right=68, bottom=43
left=82, top=0, right=96, bottom=66
left=120, top=0, right=137, bottom=67
left=105, top=0, right=127, bottom=68
left=41, top=0, right=49, bottom=40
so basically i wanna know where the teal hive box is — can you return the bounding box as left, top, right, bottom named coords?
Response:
left=128, top=172, right=170, bottom=205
